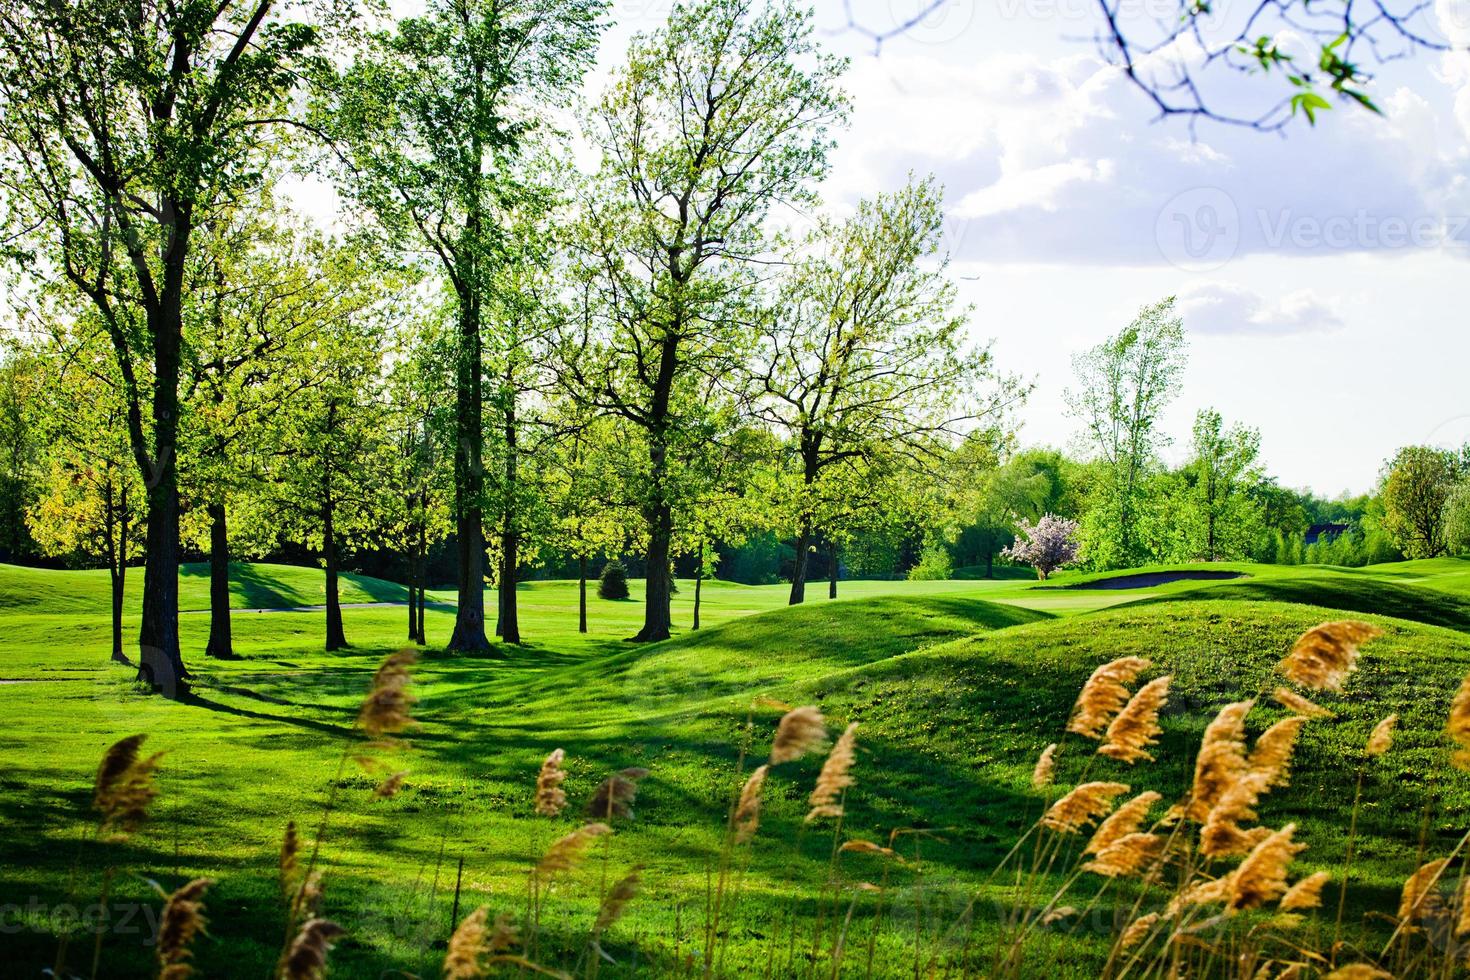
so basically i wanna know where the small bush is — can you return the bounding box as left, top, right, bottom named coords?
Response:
left=598, top=559, right=630, bottom=600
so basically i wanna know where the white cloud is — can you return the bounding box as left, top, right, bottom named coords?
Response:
left=825, top=47, right=1470, bottom=266
left=1176, top=282, right=1345, bottom=336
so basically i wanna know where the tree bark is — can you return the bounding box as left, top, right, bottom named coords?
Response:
left=136, top=355, right=187, bottom=694
left=205, top=502, right=234, bottom=659
left=498, top=384, right=521, bottom=645
left=788, top=520, right=811, bottom=605
left=578, top=555, right=588, bottom=634
left=693, top=544, right=703, bottom=630
left=323, top=497, right=346, bottom=651
left=828, top=541, right=838, bottom=600
left=416, top=524, right=427, bottom=644
left=407, top=545, right=419, bottom=641
left=110, top=564, right=128, bottom=665
left=447, top=288, right=491, bottom=651
left=633, top=501, right=674, bottom=642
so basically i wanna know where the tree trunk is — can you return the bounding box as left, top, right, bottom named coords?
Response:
left=407, top=546, right=419, bottom=641
left=828, top=541, right=838, bottom=600
left=693, top=544, right=704, bottom=630
left=135, top=295, right=187, bottom=696
left=578, top=555, right=588, bottom=634
left=499, top=536, right=520, bottom=644
left=110, top=564, right=128, bottom=665
left=448, top=299, right=491, bottom=653
left=632, top=502, right=674, bottom=642
left=205, top=502, right=234, bottom=659
left=498, top=383, right=521, bottom=645
left=323, top=499, right=346, bottom=651
left=985, top=550, right=995, bottom=579
left=416, top=525, right=427, bottom=644
left=788, top=520, right=811, bottom=605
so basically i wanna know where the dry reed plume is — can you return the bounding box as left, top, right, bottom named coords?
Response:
left=1366, top=714, right=1397, bottom=756
left=282, top=918, right=345, bottom=980
left=1272, top=687, right=1334, bottom=718
left=1449, top=675, right=1470, bottom=769
left=1279, top=620, right=1381, bottom=692
left=1069, top=656, right=1151, bottom=739
left=536, top=823, right=611, bottom=881
left=1098, top=675, right=1171, bottom=763
left=93, top=733, right=163, bottom=837
left=1279, top=870, right=1331, bottom=911
left=534, top=748, right=567, bottom=817
left=839, top=839, right=896, bottom=858
left=373, top=770, right=408, bottom=799
left=280, top=820, right=300, bottom=893
left=444, top=906, right=491, bottom=980
left=444, top=907, right=519, bottom=979
left=587, top=767, right=648, bottom=820
left=1248, top=716, right=1307, bottom=789
left=771, top=705, right=827, bottom=764
left=1200, top=771, right=1272, bottom=858
left=1083, top=832, right=1164, bottom=879
left=1119, top=913, right=1159, bottom=949
left=1042, top=782, right=1130, bottom=834
left=1324, top=966, right=1392, bottom=979
left=156, top=877, right=213, bottom=979
left=594, top=868, right=642, bottom=932
left=1398, top=858, right=1449, bottom=928
left=734, top=765, right=768, bottom=844
left=358, top=650, right=417, bottom=737
left=1185, top=700, right=1254, bottom=821
left=1032, top=743, right=1057, bottom=788
left=1228, top=823, right=1306, bottom=910
left=807, top=722, right=858, bottom=822
left=1085, top=790, right=1161, bottom=856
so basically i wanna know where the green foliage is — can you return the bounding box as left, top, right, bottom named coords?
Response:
left=597, top=558, right=630, bottom=600
left=1448, top=480, right=1470, bottom=556
left=906, top=540, right=953, bottom=580
left=1382, top=445, right=1460, bottom=558
left=1067, top=297, right=1188, bottom=569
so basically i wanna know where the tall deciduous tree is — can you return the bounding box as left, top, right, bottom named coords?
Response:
left=1187, top=408, right=1264, bottom=561
left=1067, top=297, right=1187, bottom=570
left=1381, top=445, right=1459, bottom=559
left=0, top=0, right=322, bottom=694
left=753, top=178, right=1025, bottom=604
left=567, top=0, right=847, bottom=641
left=323, top=0, right=602, bottom=652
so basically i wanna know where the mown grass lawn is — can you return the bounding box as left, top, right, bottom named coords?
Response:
left=4, top=558, right=1470, bottom=977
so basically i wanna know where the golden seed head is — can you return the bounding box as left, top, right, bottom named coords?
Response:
left=771, top=706, right=827, bottom=764
left=1279, top=621, right=1381, bottom=692
left=1069, top=657, right=1151, bottom=740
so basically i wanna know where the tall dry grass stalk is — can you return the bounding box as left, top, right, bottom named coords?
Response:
left=1042, top=782, right=1130, bottom=834
left=537, top=823, right=612, bottom=882
left=1248, top=716, right=1307, bottom=789
left=1366, top=714, right=1397, bottom=756
left=734, top=765, right=769, bottom=844
left=444, top=907, right=521, bottom=979
left=1098, top=676, right=1171, bottom=763
left=1280, top=870, right=1331, bottom=911
left=593, top=867, right=642, bottom=933
left=587, top=768, right=648, bottom=821
left=1069, top=657, right=1151, bottom=739
left=1185, top=700, right=1254, bottom=821
left=93, top=733, right=163, bottom=837
left=1085, top=791, right=1161, bottom=856
left=1031, top=744, right=1057, bottom=788
left=358, top=650, right=418, bottom=737
left=534, top=749, right=568, bottom=817
left=156, top=877, right=213, bottom=980
left=771, top=705, right=827, bottom=764
left=1279, top=620, right=1381, bottom=691
left=281, top=918, right=344, bottom=980
left=1449, top=675, right=1470, bottom=769
left=807, top=723, right=858, bottom=822
left=1272, top=687, right=1334, bottom=718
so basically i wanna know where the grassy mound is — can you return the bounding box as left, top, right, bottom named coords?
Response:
left=7, top=560, right=1470, bottom=977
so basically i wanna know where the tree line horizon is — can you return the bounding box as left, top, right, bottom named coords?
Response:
left=0, top=0, right=1466, bottom=698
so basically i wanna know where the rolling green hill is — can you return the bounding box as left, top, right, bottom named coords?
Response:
left=4, top=558, right=1470, bottom=977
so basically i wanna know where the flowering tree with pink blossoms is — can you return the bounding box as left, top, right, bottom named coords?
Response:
left=1003, top=514, right=1081, bottom=580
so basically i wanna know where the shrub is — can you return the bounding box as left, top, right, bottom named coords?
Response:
left=597, top=559, right=630, bottom=600
left=907, top=542, right=953, bottom=581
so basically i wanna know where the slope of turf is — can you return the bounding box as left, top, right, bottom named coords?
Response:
left=5, top=559, right=1470, bottom=977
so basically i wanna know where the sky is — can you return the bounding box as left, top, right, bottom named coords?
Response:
left=343, top=0, right=1470, bottom=497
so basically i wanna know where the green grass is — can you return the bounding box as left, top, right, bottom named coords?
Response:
left=4, top=557, right=1470, bottom=977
